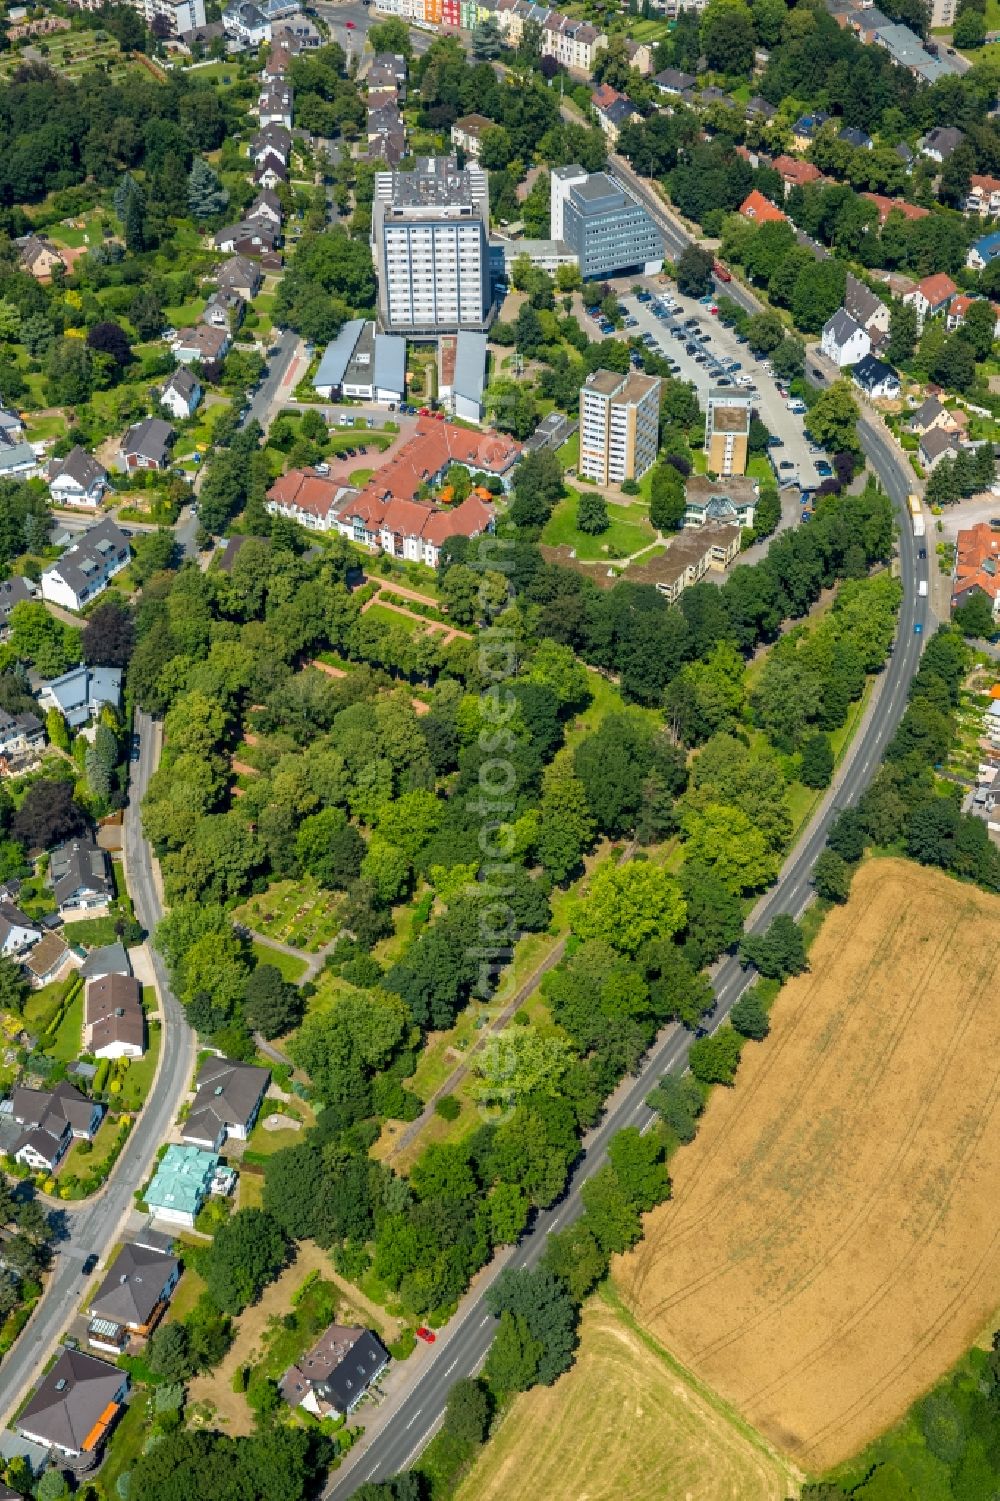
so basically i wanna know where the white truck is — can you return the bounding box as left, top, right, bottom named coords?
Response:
left=918, top=580, right=928, bottom=597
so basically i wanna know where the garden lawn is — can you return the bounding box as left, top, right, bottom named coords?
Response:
left=62, top=913, right=121, bottom=947
left=541, top=492, right=655, bottom=562
left=42, top=987, right=83, bottom=1062
left=250, top=939, right=309, bottom=983
left=234, top=876, right=344, bottom=952
left=99, top=1396, right=149, bottom=1498
left=363, top=601, right=424, bottom=633
left=118, top=1021, right=162, bottom=1112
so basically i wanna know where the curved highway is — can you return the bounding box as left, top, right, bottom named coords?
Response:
left=326, top=210, right=930, bottom=1495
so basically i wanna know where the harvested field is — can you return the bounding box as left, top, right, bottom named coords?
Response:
left=616, top=858, right=1000, bottom=1472
left=458, top=1297, right=797, bottom=1501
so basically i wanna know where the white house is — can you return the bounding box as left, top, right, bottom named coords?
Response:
left=84, top=973, right=145, bottom=1060
left=902, top=273, right=958, bottom=330
left=47, top=447, right=109, bottom=508
left=821, top=308, right=871, bottom=368
left=0, top=900, right=42, bottom=957
left=160, top=367, right=202, bottom=421
left=40, top=518, right=131, bottom=614
left=223, top=0, right=270, bottom=44
left=853, top=353, right=901, bottom=401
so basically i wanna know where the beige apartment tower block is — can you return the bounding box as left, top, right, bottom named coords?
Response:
left=579, top=368, right=661, bottom=486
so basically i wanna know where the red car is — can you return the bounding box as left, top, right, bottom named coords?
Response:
left=416, top=1326, right=436, bottom=1344
left=418, top=406, right=430, bottom=416
left=433, top=410, right=445, bottom=420
left=345, top=18, right=356, bottom=25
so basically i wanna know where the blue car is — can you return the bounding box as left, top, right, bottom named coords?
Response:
left=914, top=622, right=923, bottom=634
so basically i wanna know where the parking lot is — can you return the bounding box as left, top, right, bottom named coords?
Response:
left=609, top=281, right=823, bottom=492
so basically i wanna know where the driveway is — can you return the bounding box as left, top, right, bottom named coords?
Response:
left=612, top=281, right=822, bottom=491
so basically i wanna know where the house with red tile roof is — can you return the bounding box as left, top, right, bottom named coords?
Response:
left=861, top=192, right=930, bottom=225
left=946, top=294, right=1000, bottom=339
left=739, top=189, right=786, bottom=223
left=902, top=272, right=958, bottom=329
left=952, top=522, right=1000, bottom=621
left=965, top=175, right=1000, bottom=216
left=771, top=155, right=823, bottom=194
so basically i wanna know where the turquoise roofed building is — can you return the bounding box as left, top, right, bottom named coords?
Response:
left=145, top=1145, right=220, bottom=1228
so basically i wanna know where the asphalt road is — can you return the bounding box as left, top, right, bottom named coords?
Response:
left=326, top=167, right=931, bottom=1493
left=0, top=711, right=194, bottom=1429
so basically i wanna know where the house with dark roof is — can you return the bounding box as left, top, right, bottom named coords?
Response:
left=47, top=447, right=109, bottom=508
left=821, top=308, right=871, bottom=367
left=839, top=125, right=873, bottom=150
left=117, top=418, right=175, bottom=473
left=159, top=367, right=202, bottom=422
left=853, top=353, right=900, bottom=400
left=79, top=941, right=131, bottom=982
left=39, top=518, right=131, bottom=613
left=919, top=424, right=960, bottom=470
left=16, top=235, right=68, bottom=282
left=17, top=1348, right=127, bottom=1460
left=0, top=709, right=44, bottom=766
left=215, top=255, right=262, bottom=299
left=920, top=124, right=964, bottom=162
left=279, top=1325, right=389, bottom=1419
left=0, top=575, right=33, bottom=641
left=24, top=932, right=72, bottom=988
left=844, top=273, right=890, bottom=337
left=48, top=833, right=113, bottom=913
left=84, top=973, right=145, bottom=1060
left=12, top=1081, right=103, bottom=1171
left=171, top=323, right=231, bottom=367
left=683, top=475, right=758, bottom=530
left=247, top=189, right=283, bottom=228
left=182, top=1056, right=271, bottom=1150
left=213, top=220, right=279, bottom=256
left=0, top=900, right=41, bottom=958
left=253, top=153, right=288, bottom=190
left=745, top=94, right=776, bottom=121
left=88, top=1241, right=180, bottom=1352
left=653, top=66, right=695, bottom=95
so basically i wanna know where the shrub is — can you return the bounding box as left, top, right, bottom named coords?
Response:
left=435, top=1094, right=461, bottom=1121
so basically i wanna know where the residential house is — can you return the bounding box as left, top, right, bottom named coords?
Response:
left=920, top=124, right=964, bottom=162
left=203, top=289, right=246, bottom=331
left=47, top=447, right=109, bottom=509
left=182, top=1056, right=271, bottom=1150
left=84, top=973, right=145, bottom=1060
left=653, top=66, right=695, bottom=95
left=625, top=525, right=741, bottom=604
left=861, top=192, right=929, bottom=224
left=902, top=272, right=958, bottom=329
left=853, top=353, right=900, bottom=400
left=159, top=367, right=202, bottom=422
left=590, top=85, right=639, bottom=143
left=257, top=80, right=292, bottom=127
left=280, top=1325, right=390, bottom=1419
left=213, top=220, right=279, bottom=256
left=919, top=424, right=960, bottom=470
left=250, top=123, right=292, bottom=163
left=79, top=941, right=131, bottom=982
left=623, top=39, right=653, bottom=75
left=145, top=1145, right=221, bottom=1228
left=739, top=189, right=786, bottom=223
left=117, top=418, right=175, bottom=473
left=908, top=394, right=959, bottom=435
left=683, top=475, right=758, bottom=530
left=952, top=522, right=1000, bottom=620
left=247, top=189, right=283, bottom=228
left=253, top=153, right=288, bottom=190
left=0, top=431, right=39, bottom=479
left=771, top=155, right=822, bottom=194
left=821, top=308, right=872, bottom=366
left=745, top=93, right=776, bottom=121
left=844, top=273, right=891, bottom=337
left=839, top=125, right=873, bottom=150
left=540, top=14, right=607, bottom=76
left=895, top=141, right=916, bottom=170
left=16, top=235, right=68, bottom=282
left=38, top=664, right=123, bottom=729
left=223, top=0, right=270, bottom=45
left=216, top=255, right=262, bottom=300
left=24, top=933, right=72, bottom=988
left=17, top=1349, right=128, bottom=1461
left=0, top=576, right=33, bottom=641
left=0, top=710, right=44, bottom=769
left=450, top=114, right=492, bottom=159
left=792, top=111, right=830, bottom=149
left=171, top=324, right=230, bottom=367
left=967, top=229, right=1000, bottom=271
left=947, top=294, right=1000, bottom=339
left=0, top=901, right=41, bottom=958
left=12, top=1081, right=103, bottom=1171
left=88, top=1242, right=180, bottom=1353
left=48, top=833, right=114, bottom=912
left=367, top=52, right=407, bottom=95
left=965, top=174, right=1000, bottom=215
left=40, top=518, right=131, bottom=613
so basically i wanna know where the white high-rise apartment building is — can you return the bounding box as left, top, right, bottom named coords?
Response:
left=580, top=369, right=661, bottom=487
left=373, top=157, right=491, bottom=336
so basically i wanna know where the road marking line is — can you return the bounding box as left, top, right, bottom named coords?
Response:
left=443, top=1360, right=458, bottom=1377
left=404, top=1409, right=422, bottom=1430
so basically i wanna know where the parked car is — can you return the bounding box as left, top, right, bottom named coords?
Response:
left=416, top=1326, right=436, bottom=1344
left=767, top=435, right=784, bottom=448
left=815, top=460, right=833, bottom=477
left=82, top=1253, right=99, bottom=1275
